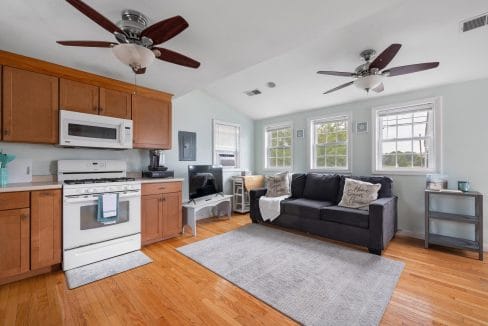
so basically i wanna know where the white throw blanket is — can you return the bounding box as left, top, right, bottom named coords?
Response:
left=259, top=195, right=289, bottom=222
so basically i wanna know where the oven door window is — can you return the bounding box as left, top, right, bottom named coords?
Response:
left=80, top=201, right=129, bottom=230
left=68, top=123, right=117, bottom=140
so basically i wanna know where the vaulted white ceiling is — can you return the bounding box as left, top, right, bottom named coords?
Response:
left=1, top=0, right=487, bottom=119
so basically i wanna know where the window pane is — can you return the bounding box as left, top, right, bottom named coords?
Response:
left=326, top=133, right=337, bottom=142
left=413, top=154, right=426, bottom=168
left=337, top=130, right=347, bottom=141
left=382, top=141, right=396, bottom=155
left=397, top=140, right=412, bottom=153
left=326, top=156, right=336, bottom=167
left=382, top=154, right=396, bottom=167
left=397, top=154, right=412, bottom=167
left=326, top=145, right=336, bottom=155
left=382, top=125, right=396, bottom=140
left=336, top=156, right=347, bottom=167
left=413, top=123, right=427, bottom=137
left=397, top=124, right=412, bottom=138
left=316, top=156, right=325, bottom=167
left=336, top=144, right=347, bottom=155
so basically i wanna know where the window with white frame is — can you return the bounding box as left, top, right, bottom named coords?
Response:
left=373, top=97, right=441, bottom=173
left=213, top=120, right=240, bottom=168
left=265, top=123, right=293, bottom=169
left=310, top=115, right=351, bottom=171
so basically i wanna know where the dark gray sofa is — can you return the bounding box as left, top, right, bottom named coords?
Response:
left=249, top=173, right=398, bottom=255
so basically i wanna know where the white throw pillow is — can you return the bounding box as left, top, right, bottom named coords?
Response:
left=265, top=172, right=290, bottom=197
left=338, top=178, right=382, bottom=209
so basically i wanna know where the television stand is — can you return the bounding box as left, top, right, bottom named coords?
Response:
left=183, top=194, right=233, bottom=236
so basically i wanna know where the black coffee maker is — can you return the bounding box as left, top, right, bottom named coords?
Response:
left=148, top=149, right=167, bottom=171
left=143, top=150, right=175, bottom=178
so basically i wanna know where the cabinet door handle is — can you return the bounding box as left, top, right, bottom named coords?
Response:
left=159, top=187, right=166, bottom=190
left=3, top=130, right=10, bottom=136
left=99, top=107, right=104, bottom=113
left=21, top=214, right=29, bottom=220
left=93, top=107, right=98, bottom=113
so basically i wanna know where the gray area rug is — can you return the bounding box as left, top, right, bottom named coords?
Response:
left=65, top=251, right=152, bottom=289
left=177, top=224, right=404, bottom=326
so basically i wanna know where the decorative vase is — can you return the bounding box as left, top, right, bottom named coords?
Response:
left=0, top=168, right=7, bottom=187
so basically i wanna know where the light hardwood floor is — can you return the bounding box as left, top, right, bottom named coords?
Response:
left=1, top=214, right=487, bottom=325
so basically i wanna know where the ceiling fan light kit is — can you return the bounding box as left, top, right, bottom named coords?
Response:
left=112, top=44, right=155, bottom=70
left=318, top=43, right=439, bottom=95
left=353, top=74, right=384, bottom=92
left=57, top=0, right=200, bottom=74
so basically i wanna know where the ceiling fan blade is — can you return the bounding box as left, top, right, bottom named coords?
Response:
left=141, top=16, right=189, bottom=45
left=56, top=40, right=117, bottom=47
left=132, top=67, right=146, bottom=74
left=66, top=0, right=123, bottom=34
left=383, top=62, right=440, bottom=77
left=153, top=47, right=200, bottom=68
left=317, top=71, right=356, bottom=77
left=369, top=43, right=402, bottom=71
left=372, top=82, right=384, bottom=93
left=323, top=81, right=354, bottom=95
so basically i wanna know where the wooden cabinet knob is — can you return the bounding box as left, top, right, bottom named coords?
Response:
left=21, top=213, right=29, bottom=220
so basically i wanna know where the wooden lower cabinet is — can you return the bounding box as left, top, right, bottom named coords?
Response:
left=0, top=208, right=30, bottom=279
left=141, top=194, right=164, bottom=245
left=0, top=189, right=61, bottom=284
left=141, top=182, right=182, bottom=246
left=30, top=190, right=62, bottom=270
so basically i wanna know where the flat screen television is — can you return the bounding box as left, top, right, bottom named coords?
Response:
left=188, top=165, right=223, bottom=199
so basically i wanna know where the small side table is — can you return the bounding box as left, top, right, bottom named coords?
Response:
left=183, top=194, right=233, bottom=236
left=425, top=190, right=483, bottom=260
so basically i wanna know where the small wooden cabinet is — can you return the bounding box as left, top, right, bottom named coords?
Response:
left=0, top=190, right=62, bottom=284
left=60, top=78, right=99, bottom=114
left=2, top=66, right=59, bottom=144
left=30, top=190, right=62, bottom=269
left=141, top=182, right=182, bottom=246
left=99, top=88, right=132, bottom=119
left=61, top=78, right=132, bottom=119
left=0, top=208, right=30, bottom=279
left=132, top=95, right=172, bottom=149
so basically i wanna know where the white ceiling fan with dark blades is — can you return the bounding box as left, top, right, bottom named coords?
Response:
left=317, top=44, right=439, bottom=94
left=57, top=0, right=200, bottom=74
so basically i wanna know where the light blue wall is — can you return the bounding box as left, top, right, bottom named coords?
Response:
left=254, top=78, right=488, bottom=249
left=0, top=90, right=255, bottom=201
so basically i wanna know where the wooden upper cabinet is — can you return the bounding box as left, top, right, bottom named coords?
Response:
left=132, top=95, right=172, bottom=149
left=2, top=66, right=59, bottom=144
left=0, top=208, right=30, bottom=279
left=60, top=78, right=99, bottom=114
left=30, top=190, right=61, bottom=270
left=99, top=88, right=132, bottom=119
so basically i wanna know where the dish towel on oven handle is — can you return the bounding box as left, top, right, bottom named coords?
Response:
left=97, top=193, right=119, bottom=224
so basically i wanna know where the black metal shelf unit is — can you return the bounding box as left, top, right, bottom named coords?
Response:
left=425, top=190, right=483, bottom=261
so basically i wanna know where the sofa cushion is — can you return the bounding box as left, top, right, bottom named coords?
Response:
left=291, top=173, right=307, bottom=198
left=337, top=176, right=393, bottom=202
left=281, top=198, right=334, bottom=220
left=266, top=172, right=290, bottom=197
left=338, top=178, right=381, bottom=209
left=320, top=206, right=369, bottom=229
left=302, top=173, right=340, bottom=202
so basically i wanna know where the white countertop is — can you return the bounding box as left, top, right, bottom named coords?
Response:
left=0, top=178, right=183, bottom=193
left=136, top=178, right=184, bottom=184
left=0, top=181, right=62, bottom=193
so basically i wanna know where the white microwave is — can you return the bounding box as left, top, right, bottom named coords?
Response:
left=59, top=110, right=133, bottom=149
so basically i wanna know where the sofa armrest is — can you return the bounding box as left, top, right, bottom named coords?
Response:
left=368, top=196, right=398, bottom=251
left=250, top=188, right=267, bottom=223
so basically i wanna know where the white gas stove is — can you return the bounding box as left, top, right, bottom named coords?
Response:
left=58, top=160, right=141, bottom=271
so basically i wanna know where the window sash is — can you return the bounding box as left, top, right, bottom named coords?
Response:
left=213, top=120, right=240, bottom=168
left=311, top=116, right=350, bottom=170
left=265, top=125, right=292, bottom=169
left=375, top=101, right=437, bottom=172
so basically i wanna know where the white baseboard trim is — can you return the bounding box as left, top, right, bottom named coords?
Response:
left=397, top=229, right=488, bottom=252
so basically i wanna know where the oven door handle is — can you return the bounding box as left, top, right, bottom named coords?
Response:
left=64, top=192, right=140, bottom=203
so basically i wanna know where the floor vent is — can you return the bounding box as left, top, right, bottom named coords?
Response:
left=461, top=14, right=487, bottom=32
left=244, top=89, right=262, bottom=96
